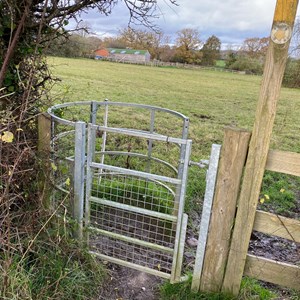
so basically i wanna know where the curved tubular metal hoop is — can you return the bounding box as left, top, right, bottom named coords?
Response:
left=48, top=101, right=189, bottom=127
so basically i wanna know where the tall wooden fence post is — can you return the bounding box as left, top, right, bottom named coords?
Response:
left=195, top=128, right=251, bottom=292
left=222, top=0, right=299, bottom=295
left=38, top=112, right=52, bottom=209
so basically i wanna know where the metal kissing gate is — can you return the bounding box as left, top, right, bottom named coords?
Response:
left=48, top=101, right=192, bottom=282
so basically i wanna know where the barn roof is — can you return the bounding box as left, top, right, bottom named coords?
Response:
left=108, top=48, right=149, bottom=55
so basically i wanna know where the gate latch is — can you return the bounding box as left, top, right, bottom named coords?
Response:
left=189, top=159, right=209, bottom=168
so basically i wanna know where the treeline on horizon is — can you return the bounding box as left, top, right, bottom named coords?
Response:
left=46, top=26, right=300, bottom=88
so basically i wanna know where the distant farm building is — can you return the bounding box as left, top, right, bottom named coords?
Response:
left=94, top=48, right=109, bottom=60
left=94, top=48, right=151, bottom=63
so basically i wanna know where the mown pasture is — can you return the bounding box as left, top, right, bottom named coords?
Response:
left=48, top=56, right=300, bottom=214
left=49, top=56, right=300, bottom=156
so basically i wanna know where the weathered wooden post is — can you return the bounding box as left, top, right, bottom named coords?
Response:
left=192, top=128, right=251, bottom=292
left=222, top=0, right=299, bottom=295
left=38, top=113, right=52, bottom=209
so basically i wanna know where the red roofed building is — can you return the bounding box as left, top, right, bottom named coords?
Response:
left=94, top=48, right=109, bottom=59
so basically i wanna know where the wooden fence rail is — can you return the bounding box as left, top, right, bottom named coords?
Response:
left=244, top=254, right=300, bottom=290
left=266, top=150, right=300, bottom=176
left=253, top=210, right=300, bottom=243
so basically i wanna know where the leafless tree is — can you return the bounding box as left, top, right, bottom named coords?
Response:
left=0, top=0, right=178, bottom=87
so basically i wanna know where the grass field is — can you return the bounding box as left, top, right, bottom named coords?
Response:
left=49, top=56, right=300, bottom=159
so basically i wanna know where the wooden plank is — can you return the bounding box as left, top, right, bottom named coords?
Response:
left=244, top=254, right=300, bottom=290
left=198, top=128, right=251, bottom=292
left=253, top=210, right=300, bottom=243
left=222, top=1, right=299, bottom=295
left=266, top=150, right=300, bottom=176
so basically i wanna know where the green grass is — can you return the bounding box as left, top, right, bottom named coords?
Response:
left=0, top=227, right=105, bottom=300
left=259, top=171, right=299, bottom=216
left=48, top=56, right=300, bottom=156
left=159, top=276, right=277, bottom=300
left=91, top=176, right=174, bottom=214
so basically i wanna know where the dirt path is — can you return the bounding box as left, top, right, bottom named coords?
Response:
left=98, top=263, right=163, bottom=300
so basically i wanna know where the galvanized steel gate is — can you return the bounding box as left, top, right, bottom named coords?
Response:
left=85, top=103, right=192, bottom=283
left=48, top=101, right=192, bottom=282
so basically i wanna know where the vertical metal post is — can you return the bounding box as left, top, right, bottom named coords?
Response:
left=90, top=101, right=98, bottom=124
left=100, top=99, right=109, bottom=165
left=74, top=121, right=86, bottom=239
left=191, top=144, right=221, bottom=291
left=171, top=139, right=192, bottom=283
left=146, top=109, right=155, bottom=173
left=175, top=213, right=188, bottom=281
left=178, top=118, right=190, bottom=178
left=174, top=118, right=190, bottom=213
left=85, top=123, right=96, bottom=243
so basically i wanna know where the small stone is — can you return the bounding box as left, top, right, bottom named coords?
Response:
left=141, top=287, right=146, bottom=291
left=187, top=237, right=198, bottom=247
left=184, top=251, right=194, bottom=258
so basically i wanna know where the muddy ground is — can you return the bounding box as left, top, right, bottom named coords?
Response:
left=98, top=263, right=163, bottom=300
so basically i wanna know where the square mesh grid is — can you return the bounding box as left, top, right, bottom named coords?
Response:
left=88, top=170, right=179, bottom=274
left=90, top=234, right=174, bottom=274
left=90, top=171, right=176, bottom=214
left=90, top=203, right=176, bottom=246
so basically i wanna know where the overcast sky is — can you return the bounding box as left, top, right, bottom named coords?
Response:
left=77, top=0, right=299, bottom=47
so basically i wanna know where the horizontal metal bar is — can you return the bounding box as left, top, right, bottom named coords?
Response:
left=92, top=170, right=176, bottom=197
left=89, top=226, right=174, bottom=254
left=90, top=162, right=181, bottom=185
left=89, top=251, right=172, bottom=279
left=92, top=124, right=189, bottom=145
left=97, top=151, right=178, bottom=175
left=89, top=196, right=177, bottom=222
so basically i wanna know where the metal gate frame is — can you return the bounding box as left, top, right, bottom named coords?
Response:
left=85, top=122, right=192, bottom=283
left=48, top=101, right=193, bottom=282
